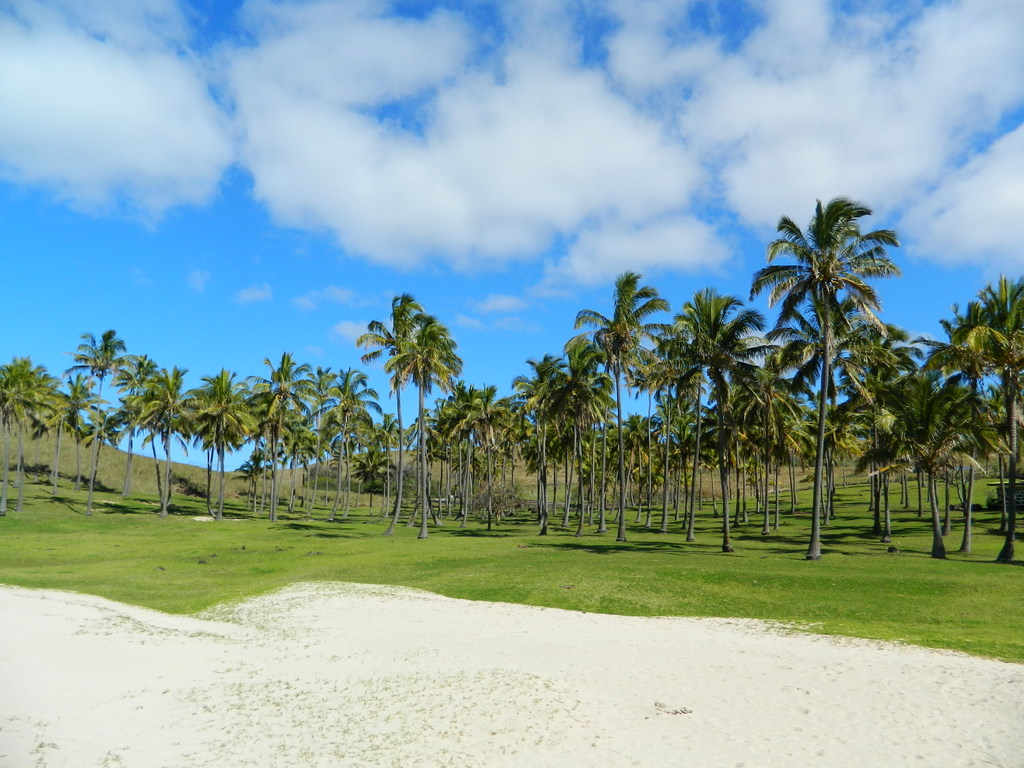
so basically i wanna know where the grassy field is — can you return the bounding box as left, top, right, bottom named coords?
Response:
left=1, top=463, right=1022, bottom=664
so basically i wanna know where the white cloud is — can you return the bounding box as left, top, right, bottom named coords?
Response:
left=188, top=269, right=211, bottom=292
left=331, top=320, right=366, bottom=344
left=476, top=294, right=528, bottom=314
left=293, top=285, right=357, bottom=311
left=453, top=314, right=485, bottom=330
left=0, top=0, right=232, bottom=214
left=903, top=124, right=1024, bottom=270
left=606, top=0, right=1024, bottom=242
left=235, top=284, right=273, bottom=303
left=539, top=214, right=729, bottom=291
left=225, top=1, right=704, bottom=272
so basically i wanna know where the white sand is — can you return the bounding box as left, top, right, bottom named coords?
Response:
left=1, top=583, right=1021, bottom=767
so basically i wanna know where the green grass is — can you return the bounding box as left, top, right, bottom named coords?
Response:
left=1, top=472, right=1022, bottom=663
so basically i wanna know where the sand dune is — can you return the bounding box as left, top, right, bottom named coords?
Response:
left=2, top=582, right=1021, bottom=767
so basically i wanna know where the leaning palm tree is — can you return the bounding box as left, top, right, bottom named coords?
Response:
left=575, top=271, right=668, bottom=542
left=358, top=294, right=426, bottom=535
left=751, top=197, right=900, bottom=560
left=69, top=330, right=127, bottom=516
left=386, top=314, right=462, bottom=539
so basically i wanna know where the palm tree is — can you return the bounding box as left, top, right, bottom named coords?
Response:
left=386, top=314, right=462, bottom=539
left=138, top=366, right=191, bottom=518
left=922, top=301, right=990, bottom=552
left=113, top=354, right=158, bottom=497
left=549, top=339, right=612, bottom=536
left=191, top=370, right=255, bottom=520
left=69, top=330, right=127, bottom=516
left=53, top=374, right=95, bottom=494
left=751, top=197, right=900, bottom=560
left=575, top=271, right=668, bottom=542
left=250, top=353, right=313, bottom=522
left=325, top=368, right=381, bottom=520
left=0, top=358, right=56, bottom=515
left=677, top=288, right=766, bottom=552
left=358, top=294, right=426, bottom=535
left=462, top=384, right=510, bottom=531
left=878, top=371, right=992, bottom=558
left=305, top=366, right=338, bottom=512
left=947, top=276, right=1024, bottom=562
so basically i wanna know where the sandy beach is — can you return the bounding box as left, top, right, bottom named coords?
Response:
left=1, top=582, right=1021, bottom=767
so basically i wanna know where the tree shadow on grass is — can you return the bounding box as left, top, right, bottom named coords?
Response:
left=279, top=522, right=357, bottom=538
left=541, top=539, right=693, bottom=555
left=444, top=528, right=517, bottom=538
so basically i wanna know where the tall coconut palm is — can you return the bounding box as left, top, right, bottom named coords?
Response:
left=677, top=288, right=766, bottom=552
left=575, top=271, right=668, bottom=542
left=54, top=374, right=96, bottom=494
left=751, top=197, right=900, bottom=560
left=250, top=353, right=313, bottom=522
left=550, top=338, right=612, bottom=536
left=113, top=354, right=158, bottom=498
left=948, top=276, right=1024, bottom=562
left=358, top=294, right=426, bottom=535
left=462, top=384, right=511, bottom=531
left=138, top=367, right=191, bottom=518
left=513, top=354, right=564, bottom=535
left=190, top=370, right=255, bottom=520
left=69, top=330, right=127, bottom=516
left=325, top=368, right=380, bottom=520
left=305, top=366, right=338, bottom=512
left=386, top=314, right=462, bottom=539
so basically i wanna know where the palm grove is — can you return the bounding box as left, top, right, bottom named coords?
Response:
left=1, top=198, right=1020, bottom=563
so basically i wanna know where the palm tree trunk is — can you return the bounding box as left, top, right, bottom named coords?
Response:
left=15, top=423, right=26, bottom=514
left=122, top=429, right=135, bottom=497
left=997, top=375, right=1018, bottom=562
left=660, top=404, right=671, bottom=534
left=151, top=439, right=162, bottom=503
left=929, top=471, right=946, bottom=559
left=881, top=473, right=892, bottom=543
left=715, top=383, right=734, bottom=553
left=807, top=318, right=831, bottom=560
left=85, top=383, right=104, bottom=517
left=687, top=380, right=703, bottom=542
left=217, top=446, right=226, bottom=521
left=614, top=366, right=627, bottom=542
left=206, top=449, right=214, bottom=515
left=1, top=424, right=10, bottom=516
left=384, top=389, right=405, bottom=536
left=161, top=432, right=172, bottom=518
left=417, top=385, right=430, bottom=539
left=960, top=465, right=975, bottom=553
left=51, top=422, right=63, bottom=495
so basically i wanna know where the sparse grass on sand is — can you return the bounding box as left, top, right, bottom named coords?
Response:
left=1, top=467, right=1022, bottom=663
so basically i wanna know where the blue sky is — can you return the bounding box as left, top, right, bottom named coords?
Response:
left=2, top=0, right=1023, bottom=466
